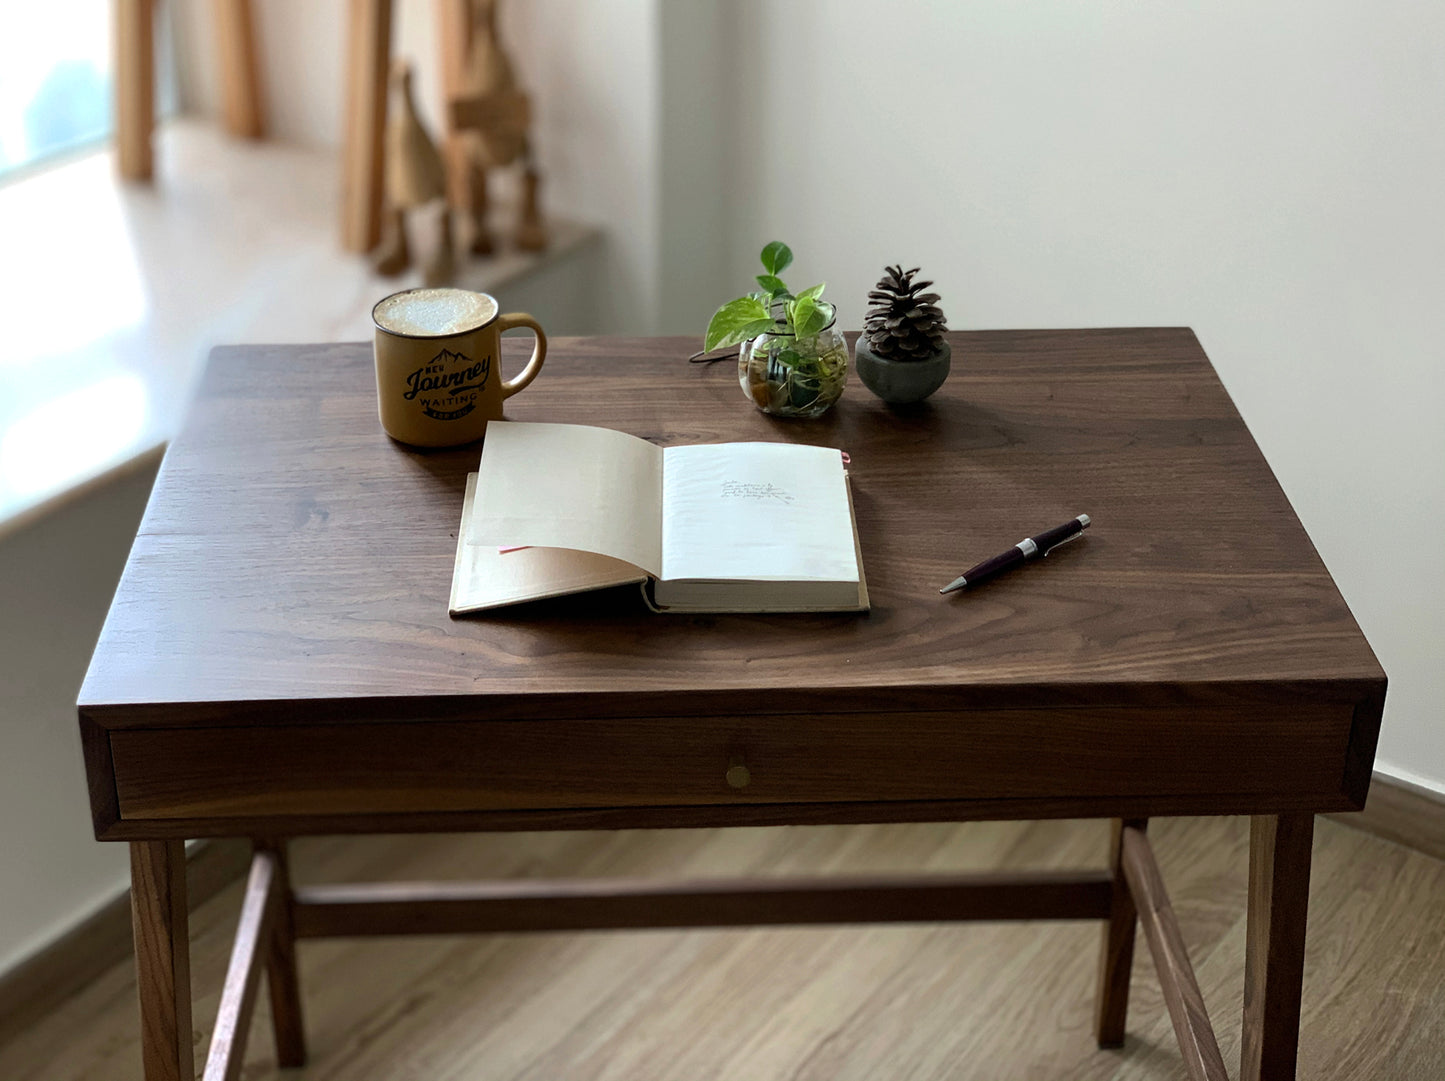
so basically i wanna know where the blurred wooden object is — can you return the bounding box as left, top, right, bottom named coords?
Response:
left=213, top=0, right=264, bottom=139
left=115, top=0, right=155, bottom=180
left=436, top=0, right=475, bottom=240
left=374, top=62, right=454, bottom=285
left=516, top=164, right=546, bottom=251
left=461, top=0, right=527, bottom=170
left=340, top=0, right=394, bottom=252
left=115, top=0, right=265, bottom=181
left=444, top=0, right=548, bottom=254
left=383, top=64, right=446, bottom=206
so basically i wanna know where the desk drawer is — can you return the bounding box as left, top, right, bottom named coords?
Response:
left=109, top=706, right=1355, bottom=821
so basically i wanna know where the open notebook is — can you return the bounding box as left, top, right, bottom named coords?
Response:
left=449, top=421, right=868, bottom=614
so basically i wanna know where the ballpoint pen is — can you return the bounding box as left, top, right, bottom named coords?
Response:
left=940, top=514, right=1091, bottom=594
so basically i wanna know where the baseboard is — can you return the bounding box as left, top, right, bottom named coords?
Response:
left=0, top=838, right=251, bottom=1049
left=1327, top=772, right=1445, bottom=864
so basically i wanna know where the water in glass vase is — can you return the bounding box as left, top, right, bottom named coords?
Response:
left=738, top=318, right=848, bottom=418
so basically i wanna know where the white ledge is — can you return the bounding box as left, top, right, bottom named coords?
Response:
left=0, top=119, right=600, bottom=534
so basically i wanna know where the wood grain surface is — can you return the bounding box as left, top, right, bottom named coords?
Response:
left=202, top=851, right=278, bottom=1081
left=256, top=840, right=306, bottom=1067
left=128, top=841, right=191, bottom=1081
left=79, top=331, right=1383, bottom=713
left=289, top=869, right=1114, bottom=937
left=1122, top=825, right=1228, bottom=1081
left=107, top=705, right=1354, bottom=821
left=1094, top=817, right=1146, bottom=1047
left=1242, top=814, right=1315, bottom=1081
left=76, top=330, right=1386, bottom=836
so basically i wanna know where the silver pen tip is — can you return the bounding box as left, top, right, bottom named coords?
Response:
left=939, top=576, right=968, bottom=594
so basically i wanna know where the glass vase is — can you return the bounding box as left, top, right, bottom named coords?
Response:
left=737, top=317, right=848, bottom=418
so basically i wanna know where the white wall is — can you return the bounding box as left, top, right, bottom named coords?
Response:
left=0, top=458, right=158, bottom=974
left=722, top=0, right=1445, bottom=796
left=506, top=0, right=663, bottom=332
left=653, top=3, right=736, bottom=335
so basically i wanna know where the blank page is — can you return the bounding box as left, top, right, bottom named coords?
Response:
left=660, top=442, right=857, bottom=583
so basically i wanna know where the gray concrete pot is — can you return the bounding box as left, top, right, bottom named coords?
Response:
left=853, top=337, right=951, bottom=404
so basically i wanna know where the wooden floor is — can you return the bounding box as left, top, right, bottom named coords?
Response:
left=1, top=816, right=1441, bottom=1080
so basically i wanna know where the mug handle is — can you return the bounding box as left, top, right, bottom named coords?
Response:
left=495, top=313, right=547, bottom=399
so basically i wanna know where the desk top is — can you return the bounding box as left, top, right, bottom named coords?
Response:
left=80, top=330, right=1383, bottom=729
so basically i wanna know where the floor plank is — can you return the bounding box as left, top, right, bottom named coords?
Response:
left=2, top=817, right=1441, bottom=1080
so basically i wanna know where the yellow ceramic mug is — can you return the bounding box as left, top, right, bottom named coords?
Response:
left=372, top=287, right=547, bottom=447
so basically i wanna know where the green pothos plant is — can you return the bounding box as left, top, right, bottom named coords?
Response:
left=705, top=241, right=832, bottom=350
left=705, top=242, right=847, bottom=415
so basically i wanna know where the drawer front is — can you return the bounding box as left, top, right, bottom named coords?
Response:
left=110, top=706, right=1354, bottom=820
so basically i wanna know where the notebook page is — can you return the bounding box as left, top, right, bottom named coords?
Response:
left=451, top=475, right=648, bottom=613
left=468, top=422, right=665, bottom=577
left=659, top=442, right=857, bottom=583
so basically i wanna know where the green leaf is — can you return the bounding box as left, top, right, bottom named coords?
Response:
left=788, top=295, right=816, bottom=338
left=755, top=274, right=789, bottom=297
left=796, top=282, right=826, bottom=302
left=794, top=298, right=830, bottom=339
left=705, top=296, right=773, bottom=351
left=806, top=302, right=833, bottom=338
left=760, top=241, right=793, bottom=275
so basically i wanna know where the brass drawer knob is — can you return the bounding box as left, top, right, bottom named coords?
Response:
left=726, top=762, right=751, bottom=789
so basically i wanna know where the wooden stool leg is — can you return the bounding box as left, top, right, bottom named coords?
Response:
left=468, top=159, right=495, bottom=255
left=1094, top=817, right=1145, bottom=1047
left=1242, top=813, right=1314, bottom=1081
left=130, top=841, right=192, bottom=1081
left=374, top=203, right=411, bottom=275
left=258, top=840, right=307, bottom=1067
left=514, top=162, right=547, bottom=252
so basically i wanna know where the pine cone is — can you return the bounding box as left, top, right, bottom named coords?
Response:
left=863, top=265, right=947, bottom=360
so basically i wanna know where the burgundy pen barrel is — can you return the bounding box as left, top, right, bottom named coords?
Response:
left=958, top=545, right=1029, bottom=587
left=941, top=515, right=1090, bottom=594
left=1034, top=514, right=1089, bottom=553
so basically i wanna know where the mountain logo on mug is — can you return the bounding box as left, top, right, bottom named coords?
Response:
left=403, top=350, right=492, bottom=421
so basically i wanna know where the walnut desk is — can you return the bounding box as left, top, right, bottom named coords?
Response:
left=79, top=330, right=1385, bottom=1081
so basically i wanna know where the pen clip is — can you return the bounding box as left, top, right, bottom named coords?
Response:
left=1042, top=530, right=1085, bottom=556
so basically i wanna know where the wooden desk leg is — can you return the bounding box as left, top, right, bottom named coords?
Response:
left=130, top=841, right=192, bottom=1081
left=1242, top=814, right=1314, bottom=1081
left=257, top=839, right=307, bottom=1066
left=1094, top=817, right=1145, bottom=1047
